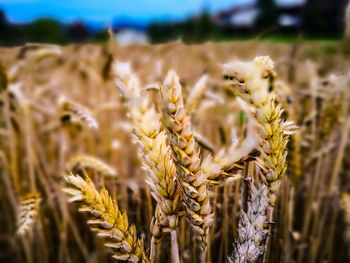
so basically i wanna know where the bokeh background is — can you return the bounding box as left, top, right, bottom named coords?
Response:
left=0, top=0, right=348, bottom=45
left=1, top=1, right=350, bottom=263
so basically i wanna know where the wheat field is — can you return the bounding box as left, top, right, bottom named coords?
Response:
left=0, top=38, right=349, bottom=263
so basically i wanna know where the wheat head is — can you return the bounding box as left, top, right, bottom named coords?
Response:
left=58, top=96, right=98, bottom=129
left=63, top=173, right=149, bottom=262
left=160, top=70, right=215, bottom=250
left=223, top=56, right=296, bottom=207
left=17, top=193, right=41, bottom=236
left=114, top=61, right=181, bottom=243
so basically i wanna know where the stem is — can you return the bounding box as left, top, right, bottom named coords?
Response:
left=24, top=106, right=37, bottom=192
left=329, top=89, right=349, bottom=192
left=200, top=233, right=208, bottom=263
left=208, top=185, right=219, bottom=261
left=297, top=156, right=322, bottom=263
left=284, top=187, right=295, bottom=263
left=3, top=92, right=20, bottom=193
left=200, top=249, right=207, bottom=263
left=171, top=230, right=180, bottom=263
left=150, top=236, right=156, bottom=263
left=241, top=162, right=250, bottom=212
left=262, top=206, right=274, bottom=263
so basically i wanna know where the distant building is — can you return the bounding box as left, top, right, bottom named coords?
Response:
left=214, top=1, right=304, bottom=28
left=114, top=29, right=149, bottom=45
left=214, top=0, right=348, bottom=35
left=214, top=3, right=257, bottom=27
left=277, top=2, right=304, bottom=28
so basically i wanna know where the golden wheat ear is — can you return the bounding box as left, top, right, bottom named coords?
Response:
left=160, top=70, right=214, bottom=251
left=113, top=61, right=181, bottom=262
left=63, top=173, right=149, bottom=263
left=223, top=56, right=297, bottom=261
left=17, top=193, right=41, bottom=236
left=222, top=56, right=296, bottom=207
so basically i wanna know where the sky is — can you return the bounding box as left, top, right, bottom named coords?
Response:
left=0, top=0, right=306, bottom=26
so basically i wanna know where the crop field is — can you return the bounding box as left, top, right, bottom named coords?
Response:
left=0, top=38, right=349, bottom=263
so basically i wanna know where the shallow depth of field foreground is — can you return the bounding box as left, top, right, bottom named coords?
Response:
left=0, top=39, right=350, bottom=263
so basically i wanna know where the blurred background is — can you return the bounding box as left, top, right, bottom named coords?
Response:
left=0, top=0, right=348, bottom=46
left=1, top=1, right=350, bottom=263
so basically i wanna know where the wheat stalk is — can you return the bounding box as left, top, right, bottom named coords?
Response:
left=223, top=57, right=296, bottom=262
left=341, top=193, right=350, bottom=244
left=160, top=70, right=214, bottom=251
left=223, top=56, right=295, bottom=207
left=66, top=155, right=117, bottom=177
left=17, top=193, right=41, bottom=236
left=114, top=62, right=181, bottom=261
left=63, top=173, right=149, bottom=262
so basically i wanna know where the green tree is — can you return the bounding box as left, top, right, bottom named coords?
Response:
left=26, top=18, right=67, bottom=44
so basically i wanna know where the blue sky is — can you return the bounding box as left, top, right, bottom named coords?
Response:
left=0, top=0, right=305, bottom=26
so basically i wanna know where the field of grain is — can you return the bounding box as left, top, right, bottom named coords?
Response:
left=0, top=38, right=349, bottom=263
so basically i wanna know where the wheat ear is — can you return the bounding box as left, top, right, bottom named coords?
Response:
left=114, top=62, right=181, bottom=261
left=228, top=184, right=269, bottom=263
left=66, top=155, right=117, bottom=177
left=160, top=70, right=215, bottom=251
left=223, top=56, right=295, bottom=207
left=63, top=173, right=149, bottom=263
left=223, top=57, right=296, bottom=261
left=17, top=193, right=41, bottom=236
left=58, top=96, right=98, bottom=129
